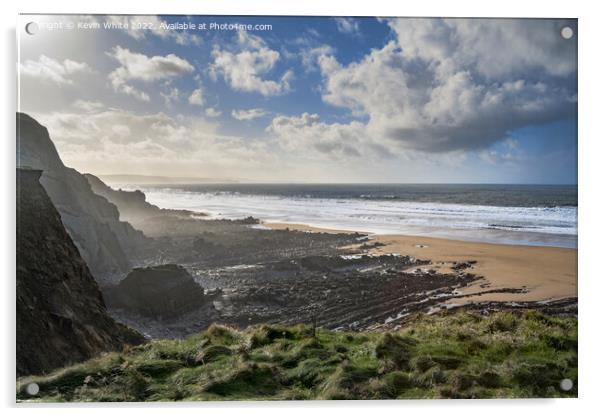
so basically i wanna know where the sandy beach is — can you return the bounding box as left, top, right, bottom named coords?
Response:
left=266, top=222, right=577, bottom=304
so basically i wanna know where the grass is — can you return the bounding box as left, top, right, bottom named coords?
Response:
left=16, top=310, right=577, bottom=401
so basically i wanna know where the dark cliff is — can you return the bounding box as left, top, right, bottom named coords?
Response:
left=16, top=112, right=150, bottom=284
left=16, top=169, right=146, bottom=376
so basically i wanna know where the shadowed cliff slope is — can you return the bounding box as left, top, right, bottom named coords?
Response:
left=16, top=112, right=149, bottom=283
left=84, top=173, right=162, bottom=225
left=16, top=168, right=146, bottom=376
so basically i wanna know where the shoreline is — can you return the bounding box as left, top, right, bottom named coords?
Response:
left=266, top=222, right=577, bottom=304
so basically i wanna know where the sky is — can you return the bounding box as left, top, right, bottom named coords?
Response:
left=18, top=15, right=577, bottom=184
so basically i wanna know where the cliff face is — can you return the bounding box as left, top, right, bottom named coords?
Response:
left=16, top=113, right=149, bottom=284
left=16, top=169, right=146, bottom=376
left=84, top=173, right=162, bottom=225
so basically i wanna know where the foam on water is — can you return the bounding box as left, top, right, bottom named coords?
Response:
left=127, top=186, right=577, bottom=248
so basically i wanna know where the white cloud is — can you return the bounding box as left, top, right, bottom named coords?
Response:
left=334, top=18, right=360, bottom=35
left=205, top=107, right=222, bottom=118
left=267, top=113, right=378, bottom=159
left=108, top=46, right=194, bottom=101
left=231, top=108, right=268, bottom=121
left=188, top=88, right=204, bottom=106
left=300, top=45, right=335, bottom=71
left=72, top=100, right=105, bottom=113
left=112, top=124, right=131, bottom=137
left=304, top=18, right=577, bottom=154
left=210, top=31, right=293, bottom=96
left=160, top=87, right=180, bottom=107
left=386, top=18, right=576, bottom=78
left=19, top=55, right=92, bottom=85
left=33, top=109, right=276, bottom=178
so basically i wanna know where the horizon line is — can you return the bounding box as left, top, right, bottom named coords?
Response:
left=100, top=180, right=578, bottom=186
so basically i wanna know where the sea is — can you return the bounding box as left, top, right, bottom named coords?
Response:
left=119, top=184, right=578, bottom=249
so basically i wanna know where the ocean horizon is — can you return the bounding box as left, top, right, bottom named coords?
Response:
left=117, top=183, right=578, bottom=249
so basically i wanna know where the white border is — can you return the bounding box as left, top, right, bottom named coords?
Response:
left=2, top=1, right=600, bottom=415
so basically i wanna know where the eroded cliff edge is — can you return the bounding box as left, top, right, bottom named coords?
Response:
left=16, top=168, right=146, bottom=376
left=17, top=112, right=149, bottom=283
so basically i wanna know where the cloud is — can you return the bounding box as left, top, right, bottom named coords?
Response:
left=188, top=88, right=204, bottom=106
left=210, top=31, right=293, bottom=96
left=112, top=124, right=131, bottom=137
left=300, top=45, right=335, bottom=71
left=231, top=108, right=269, bottom=121
left=386, top=18, right=576, bottom=79
left=108, top=46, right=194, bottom=101
left=72, top=100, right=105, bottom=113
left=305, top=18, right=577, bottom=154
left=19, top=55, right=92, bottom=85
left=267, top=113, right=378, bottom=159
left=479, top=138, right=523, bottom=165
left=33, top=109, right=276, bottom=178
left=334, top=18, right=360, bottom=35
left=160, top=87, right=180, bottom=107
left=15, top=17, right=577, bottom=184
left=205, top=107, right=222, bottom=118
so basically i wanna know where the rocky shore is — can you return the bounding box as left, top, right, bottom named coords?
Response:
left=16, top=112, right=578, bottom=371
left=79, top=167, right=578, bottom=339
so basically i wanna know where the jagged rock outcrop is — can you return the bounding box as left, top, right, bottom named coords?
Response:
left=16, top=112, right=149, bottom=283
left=84, top=173, right=162, bottom=225
left=16, top=168, right=146, bottom=376
left=104, top=264, right=206, bottom=319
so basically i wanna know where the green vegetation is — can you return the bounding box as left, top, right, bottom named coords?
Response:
left=17, top=311, right=577, bottom=401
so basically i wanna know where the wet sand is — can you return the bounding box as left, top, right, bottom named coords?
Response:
left=266, top=222, right=577, bottom=304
